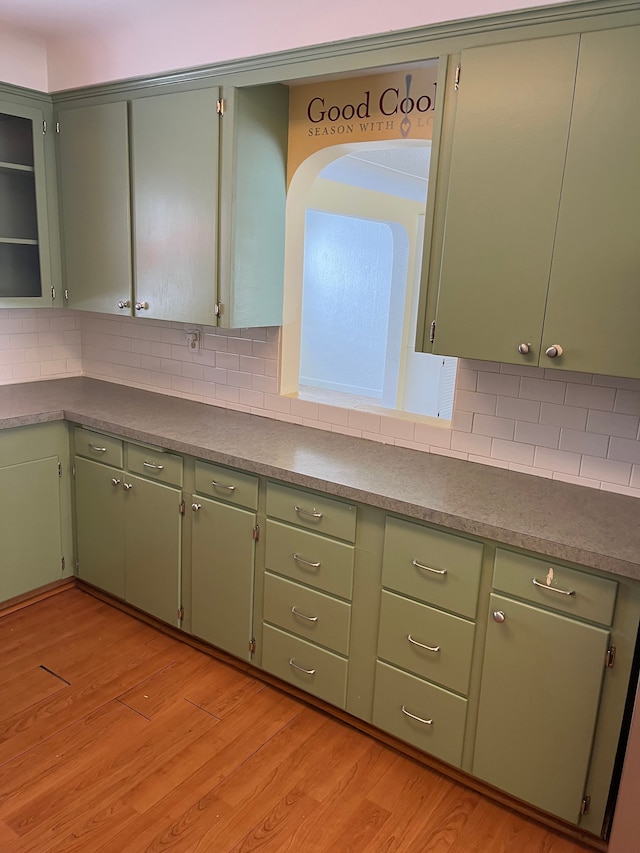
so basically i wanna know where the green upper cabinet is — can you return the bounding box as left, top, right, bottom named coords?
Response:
left=0, top=98, right=59, bottom=307
left=56, top=83, right=288, bottom=326
left=422, top=24, right=640, bottom=379
left=542, top=25, right=640, bottom=378
left=56, top=101, right=132, bottom=314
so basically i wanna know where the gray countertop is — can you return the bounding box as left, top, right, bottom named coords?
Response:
left=2, top=376, right=639, bottom=580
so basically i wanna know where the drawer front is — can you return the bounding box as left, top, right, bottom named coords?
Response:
left=195, top=459, right=258, bottom=510
left=267, top=481, right=357, bottom=542
left=264, top=572, right=351, bottom=655
left=372, top=661, right=467, bottom=768
left=74, top=426, right=123, bottom=468
left=126, top=443, right=183, bottom=487
left=261, top=624, right=348, bottom=709
left=265, top=519, right=354, bottom=600
left=382, top=516, right=483, bottom=618
left=377, top=591, right=475, bottom=696
left=493, top=548, right=618, bottom=626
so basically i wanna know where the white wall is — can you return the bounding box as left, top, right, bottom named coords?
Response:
left=0, top=27, right=48, bottom=91
left=1, top=0, right=578, bottom=92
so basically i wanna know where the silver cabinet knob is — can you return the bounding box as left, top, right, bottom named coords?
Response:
left=123, top=482, right=133, bottom=491
left=545, top=344, right=563, bottom=359
left=111, top=478, right=121, bottom=487
left=117, top=300, right=130, bottom=309
left=191, top=503, right=201, bottom=512
left=518, top=342, right=530, bottom=355
left=134, top=301, right=149, bottom=311
left=493, top=610, right=506, bottom=623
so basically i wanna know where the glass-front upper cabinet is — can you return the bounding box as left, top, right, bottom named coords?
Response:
left=0, top=100, right=55, bottom=306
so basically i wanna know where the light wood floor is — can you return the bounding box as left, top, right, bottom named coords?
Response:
left=0, top=588, right=595, bottom=852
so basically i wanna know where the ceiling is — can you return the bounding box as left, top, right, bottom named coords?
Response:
left=0, top=0, right=164, bottom=37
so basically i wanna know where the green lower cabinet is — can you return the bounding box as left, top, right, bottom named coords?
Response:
left=0, top=456, right=63, bottom=601
left=75, top=456, right=125, bottom=598
left=372, top=660, right=468, bottom=768
left=190, top=494, right=256, bottom=661
left=472, top=593, right=610, bottom=824
left=123, top=474, right=182, bottom=626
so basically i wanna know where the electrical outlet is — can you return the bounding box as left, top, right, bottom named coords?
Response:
left=185, top=328, right=201, bottom=352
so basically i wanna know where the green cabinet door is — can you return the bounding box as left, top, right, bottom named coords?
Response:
left=74, top=456, right=125, bottom=598
left=218, top=85, right=289, bottom=329
left=123, top=473, right=182, bottom=626
left=473, top=593, right=610, bottom=824
left=542, top=26, right=640, bottom=378
left=428, top=36, right=579, bottom=365
left=130, top=88, right=220, bottom=324
left=0, top=99, right=55, bottom=306
left=190, top=495, right=256, bottom=661
left=56, top=101, right=132, bottom=314
left=0, top=456, right=62, bottom=601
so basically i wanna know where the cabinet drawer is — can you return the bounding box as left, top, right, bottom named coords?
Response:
left=493, top=548, right=618, bottom=626
left=126, top=443, right=183, bottom=487
left=265, top=519, right=354, bottom=600
left=377, top=591, right=475, bottom=696
left=261, top=624, right=348, bottom=709
left=195, top=459, right=258, bottom=509
left=382, top=516, right=483, bottom=618
left=267, top=481, right=357, bottom=542
left=372, top=661, right=467, bottom=768
left=74, top=427, right=123, bottom=468
left=264, top=572, right=351, bottom=655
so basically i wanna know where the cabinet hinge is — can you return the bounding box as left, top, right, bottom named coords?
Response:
left=56, top=121, right=60, bottom=134
left=42, top=119, right=47, bottom=134
left=214, top=302, right=223, bottom=317
left=75, top=558, right=80, bottom=572
left=217, top=99, right=225, bottom=116
left=64, top=288, right=69, bottom=301
left=606, top=646, right=616, bottom=669
left=71, top=464, right=76, bottom=478
left=580, top=795, right=591, bottom=816
left=252, top=524, right=260, bottom=542
left=179, top=500, right=186, bottom=515
left=58, top=462, right=62, bottom=478
left=249, top=638, right=256, bottom=655
left=429, top=320, right=436, bottom=344
left=61, top=556, right=65, bottom=572
left=454, top=64, right=461, bottom=91
left=178, top=607, right=185, bottom=621
left=51, top=286, right=56, bottom=300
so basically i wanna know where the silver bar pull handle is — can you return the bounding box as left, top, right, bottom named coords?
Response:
left=294, top=505, right=323, bottom=519
left=401, top=705, right=433, bottom=726
left=88, top=444, right=107, bottom=453
left=293, top=553, right=321, bottom=569
left=291, top=606, right=318, bottom=623
left=143, top=461, right=164, bottom=471
left=211, top=479, right=235, bottom=492
left=289, top=658, right=316, bottom=676
left=407, top=634, right=440, bottom=653
left=532, top=578, right=575, bottom=596
left=412, top=559, right=447, bottom=576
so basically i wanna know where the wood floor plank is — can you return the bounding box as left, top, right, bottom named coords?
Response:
left=0, top=589, right=604, bottom=853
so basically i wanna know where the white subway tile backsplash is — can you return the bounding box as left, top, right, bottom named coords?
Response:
left=608, top=436, right=640, bottom=465
left=477, top=371, right=521, bottom=397
left=614, top=389, right=640, bottom=416
left=586, top=409, right=639, bottom=439
left=565, top=382, right=616, bottom=411
left=559, top=428, right=609, bottom=457
left=581, top=455, right=632, bottom=486
left=454, top=389, right=497, bottom=415
left=496, top=396, right=541, bottom=423
left=601, top=482, right=640, bottom=498
left=514, top=421, right=560, bottom=449
left=534, top=446, right=581, bottom=476
left=472, top=413, right=515, bottom=440
left=2, top=309, right=640, bottom=500
left=520, top=376, right=566, bottom=404
left=539, top=402, right=588, bottom=430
